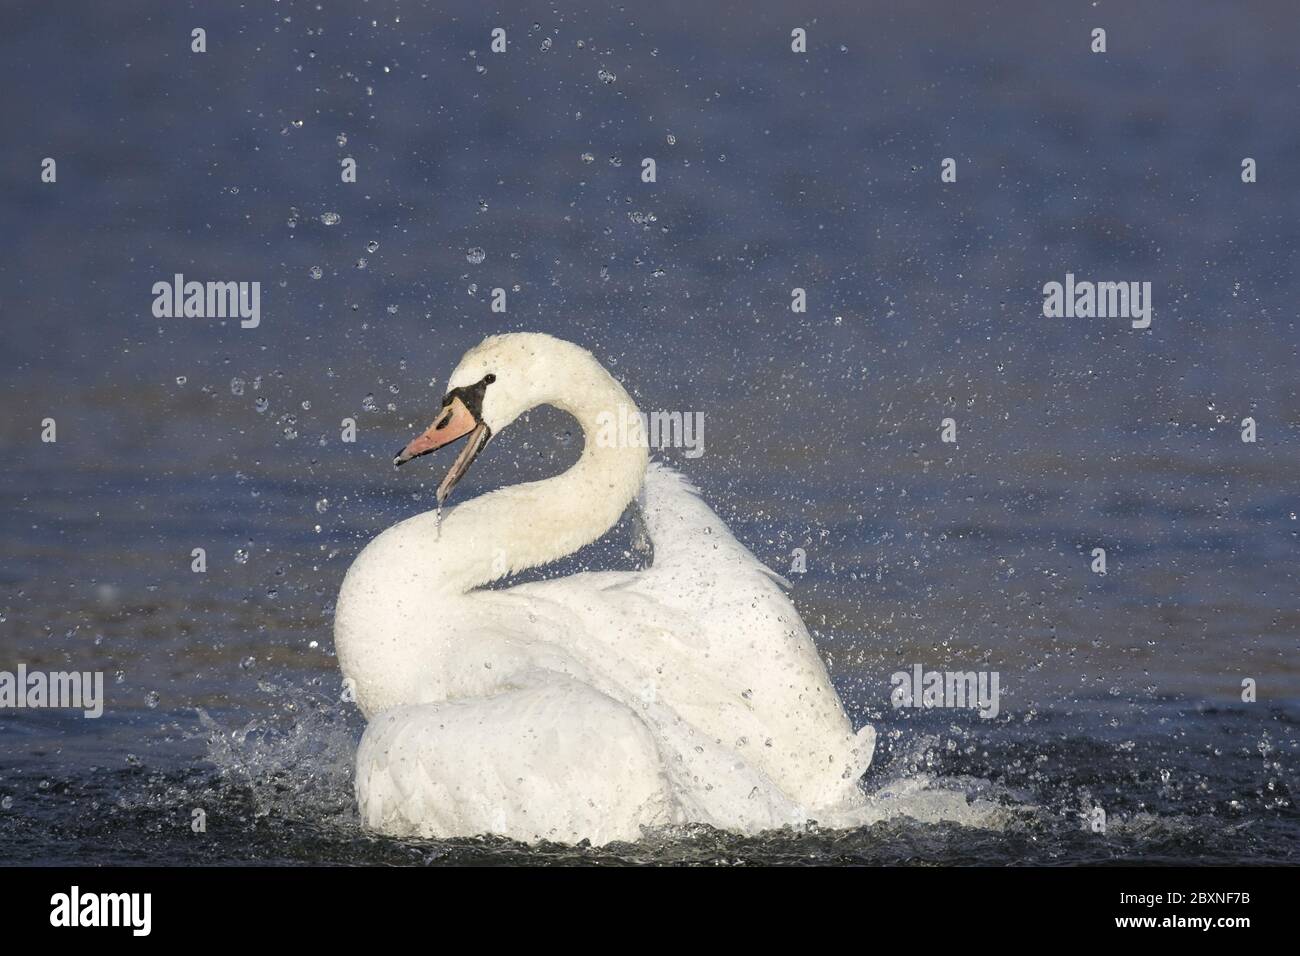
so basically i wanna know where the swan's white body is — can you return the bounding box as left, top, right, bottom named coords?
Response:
left=335, top=334, right=874, bottom=844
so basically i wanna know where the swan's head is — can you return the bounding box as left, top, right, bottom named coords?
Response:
left=392, top=333, right=593, bottom=504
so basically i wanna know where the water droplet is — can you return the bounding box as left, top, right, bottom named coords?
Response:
left=309, top=265, right=323, bottom=279
left=175, top=375, right=187, bottom=386
left=666, top=133, right=677, bottom=146
left=362, top=393, right=377, bottom=412
left=366, top=240, right=379, bottom=253
left=234, top=548, right=249, bottom=564
left=336, top=132, right=348, bottom=147
left=319, top=211, right=341, bottom=226
left=254, top=397, right=269, bottom=414
left=315, top=498, right=330, bottom=514
left=145, top=691, right=160, bottom=709
left=230, top=377, right=245, bottom=396
left=466, top=246, right=486, bottom=265
left=597, top=68, right=617, bottom=84
left=580, top=152, right=595, bottom=164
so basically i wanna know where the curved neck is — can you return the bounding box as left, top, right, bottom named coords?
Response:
left=413, top=368, right=648, bottom=595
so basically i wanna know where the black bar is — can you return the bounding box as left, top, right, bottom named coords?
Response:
left=0, top=866, right=1283, bottom=941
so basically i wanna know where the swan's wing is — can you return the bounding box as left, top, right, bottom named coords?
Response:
left=504, top=461, right=876, bottom=813
left=635, top=461, right=792, bottom=591
left=645, top=461, right=875, bottom=808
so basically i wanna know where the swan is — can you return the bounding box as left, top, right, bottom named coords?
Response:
left=334, top=333, right=875, bottom=844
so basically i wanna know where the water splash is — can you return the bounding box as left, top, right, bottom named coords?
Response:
left=194, top=682, right=358, bottom=822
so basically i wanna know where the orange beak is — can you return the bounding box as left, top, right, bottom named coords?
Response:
left=393, top=395, right=492, bottom=505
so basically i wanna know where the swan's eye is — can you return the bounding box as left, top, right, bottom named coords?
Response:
left=484, top=373, right=496, bottom=385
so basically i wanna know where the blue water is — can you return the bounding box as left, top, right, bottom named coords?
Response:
left=0, top=0, right=1296, bottom=864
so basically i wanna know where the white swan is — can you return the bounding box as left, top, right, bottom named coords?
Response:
left=334, top=333, right=875, bottom=844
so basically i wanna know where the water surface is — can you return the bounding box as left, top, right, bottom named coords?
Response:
left=0, top=0, right=1296, bottom=864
